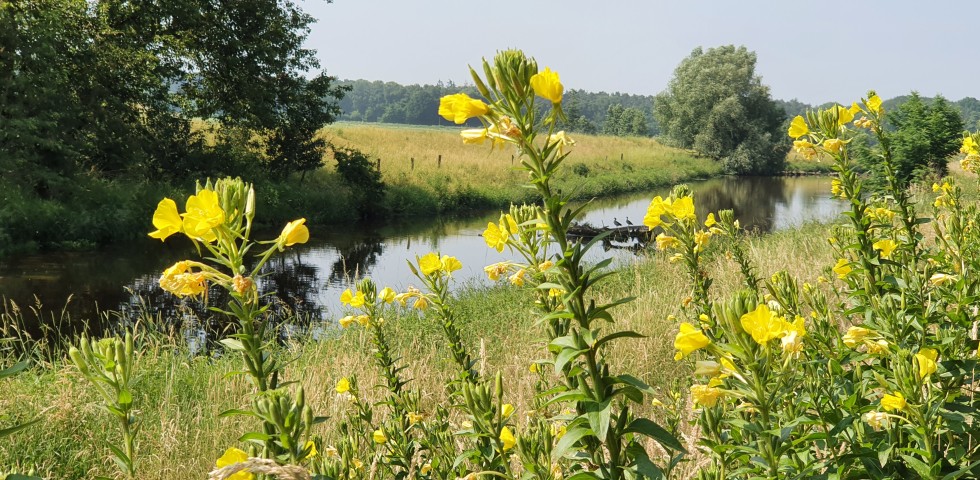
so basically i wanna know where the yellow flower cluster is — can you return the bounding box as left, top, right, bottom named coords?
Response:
left=841, top=326, right=889, bottom=354
left=738, top=304, right=806, bottom=349
left=674, top=322, right=710, bottom=360
left=483, top=213, right=520, bottom=252
left=149, top=190, right=225, bottom=242
left=643, top=195, right=696, bottom=230
left=418, top=252, right=462, bottom=277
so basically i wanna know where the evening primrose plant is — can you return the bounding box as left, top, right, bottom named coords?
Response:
left=445, top=50, right=683, bottom=479
left=147, top=177, right=319, bottom=470
left=668, top=95, right=980, bottom=479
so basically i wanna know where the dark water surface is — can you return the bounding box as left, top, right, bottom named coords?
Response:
left=0, top=176, right=841, bottom=337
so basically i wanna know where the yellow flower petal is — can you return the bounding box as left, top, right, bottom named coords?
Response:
left=279, top=218, right=309, bottom=247
left=148, top=198, right=183, bottom=241
left=530, top=67, right=563, bottom=103
left=499, top=426, right=517, bottom=451
left=788, top=115, right=809, bottom=139
left=674, top=322, right=710, bottom=360
left=438, top=93, right=489, bottom=124
left=418, top=252, right=442, bottom=276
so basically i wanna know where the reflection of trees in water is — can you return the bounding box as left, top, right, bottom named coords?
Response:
left=694, top=177, right=791, bottom=233
left=327, top=235, right=385, bottom=284
left=109, top=250, right=326, bottom=350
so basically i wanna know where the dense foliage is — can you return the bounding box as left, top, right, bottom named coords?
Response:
left=336, top=79, right=657, bottom=136
left=0, top=0, right=345, bottom=252
left=654, top=46, right=789, bottom=175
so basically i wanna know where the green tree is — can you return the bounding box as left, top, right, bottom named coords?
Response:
left=601, top=104, right=649, bottom=136
left=654, top=45, right=788, bottom=174
left=888, top=93, right=963, bottom=182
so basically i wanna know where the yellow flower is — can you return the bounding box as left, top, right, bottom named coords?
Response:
left=643, top=196, right=672, bottom=229
left=867, top=339, right=889, bottom=355
left=655, top=233, right=680, bottom=251
left=739, top=304, right=784, bottom=345
left=788, top=115, right=809, bottom=139
left=842, top=326, right=871, bottom=349
left=148, top=198, right=183, bottom=241
left=461, top=128, right=489, bottom=144
left=441, top=255, right=462, bottom=274
left=549, top=130, right=576, bottom=155
left=530, top=67, right=563, bottom=104
left=509, top=268, right=527, bottom=286
left=690, top=381, right=724, bottom=408
left=323, top=446, right=339, bottom=458
left=338, top=315, right=355, bottom=328
left=873, top=239, right=898, bottom=259
left=704, top=213, right=717, bottom=228
left=538, top=260, right=554, bottom=271
left=915, top=348, right=938, bottom=379
left=674, top=322, right=710, bottom=360
left=278, top=218, right=309, bottom=247
left=418, top=252, right=442, bottom=276
left=420, top=463, right=431, bottom=475
left=529, top=362, right=540, bottom=373
left=822, top=138, right=844, bottom=154
left=413, top=296, right=429, bottom=310
left=930, top=273, right=956, bottom=286
left=671, top=196, right=696, bottom=221
left=407, top=412, right=424, bottom=425
left=340, top=289, right=365, bottom=308
left=867, top=94, right=883, bottom=115
left=863, top=410, right=889, bottom=431
left=881, top=391, right=906, bottom=412
left=216, top=447, right=254, bottom=480
left=304, top=440, right=317, bottom=460
left=781, top=331, right=804, bottom=356
left=483, top=222, right=508, bottom=252
left=379, top=287, right=396, bottom=304
left=438, top=93, right=489, bottom=124
left=501, top=404, right=515, bottom=418
left=499, top=426, right=517, bottom=450
left=484, top=262, right=508, bottom=281
left=833, top=104, right=855, bottom=125
left=833, top=258, right=852, bottom=279
left=961, top=136, right=979, bottom=155
left=336, top=377, right=350, bottom=394
left=355, top=315, right=370, bottom=326
left=159, top=261, right=207, bottom=297
left=183, top=189, right=225, bottom=241
left=694, top=230, right=711, bottom=251
left=372, top=429, right=387, bottom=444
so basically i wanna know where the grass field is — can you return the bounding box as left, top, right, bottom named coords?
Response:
left=320, top=123, right=721, bottom=214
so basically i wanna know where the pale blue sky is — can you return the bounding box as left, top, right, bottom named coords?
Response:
left=300, top=1, right=978, bottom=105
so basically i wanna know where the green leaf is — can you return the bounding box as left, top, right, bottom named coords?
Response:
left=625, top=418, right=685, bottom=452
left=219, top=338, right=245, bottom=351
left=626, top=443, right=665, bottom=479
left=106, top=443, right=132, bottom=473
left=219, top=408, right=259, bottom=418
left=594, top=330, right=645, bottom=350
left=0, top=418, right=39, bottom=437
left=900, top=454, right=933, bottom=479
left=551, top=425, right=594, bottom=463
left=584, top=399, right=612, bottom=443
left=563, top=473, right=601, bottom=480
left=941, top=460, right=980, bottom=480
left=117, top=389, right=132, bottom=407
left=554, top=347, right=587, bottom=373
left=615, top=374, right=658, bottom=396
left=240, top=431, right=273, bottom=446
left=0, top=359, right=29, bottom=379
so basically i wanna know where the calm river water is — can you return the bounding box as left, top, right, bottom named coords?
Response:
left=0, top=176, right=841, bottom=339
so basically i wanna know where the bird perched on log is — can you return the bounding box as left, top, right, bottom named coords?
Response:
left=626, top=217, right=634, bottom=226
left=613, top=218, right=622, bottom=227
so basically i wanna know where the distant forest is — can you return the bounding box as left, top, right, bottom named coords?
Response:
left=336, top=79, right=980, bottom=137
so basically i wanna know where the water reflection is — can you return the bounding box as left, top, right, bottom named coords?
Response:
left=0, top=176, right=841, bottom=338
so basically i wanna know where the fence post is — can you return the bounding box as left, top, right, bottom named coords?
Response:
left=438, top=154, right=442, bottom=168
left=411, top=157, right=415, bottom=171
left=511, top=155, right=514, bottom=166
left=620, top=153, right=624, bottom=161
left=376, top=158, right=381, bottom=171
